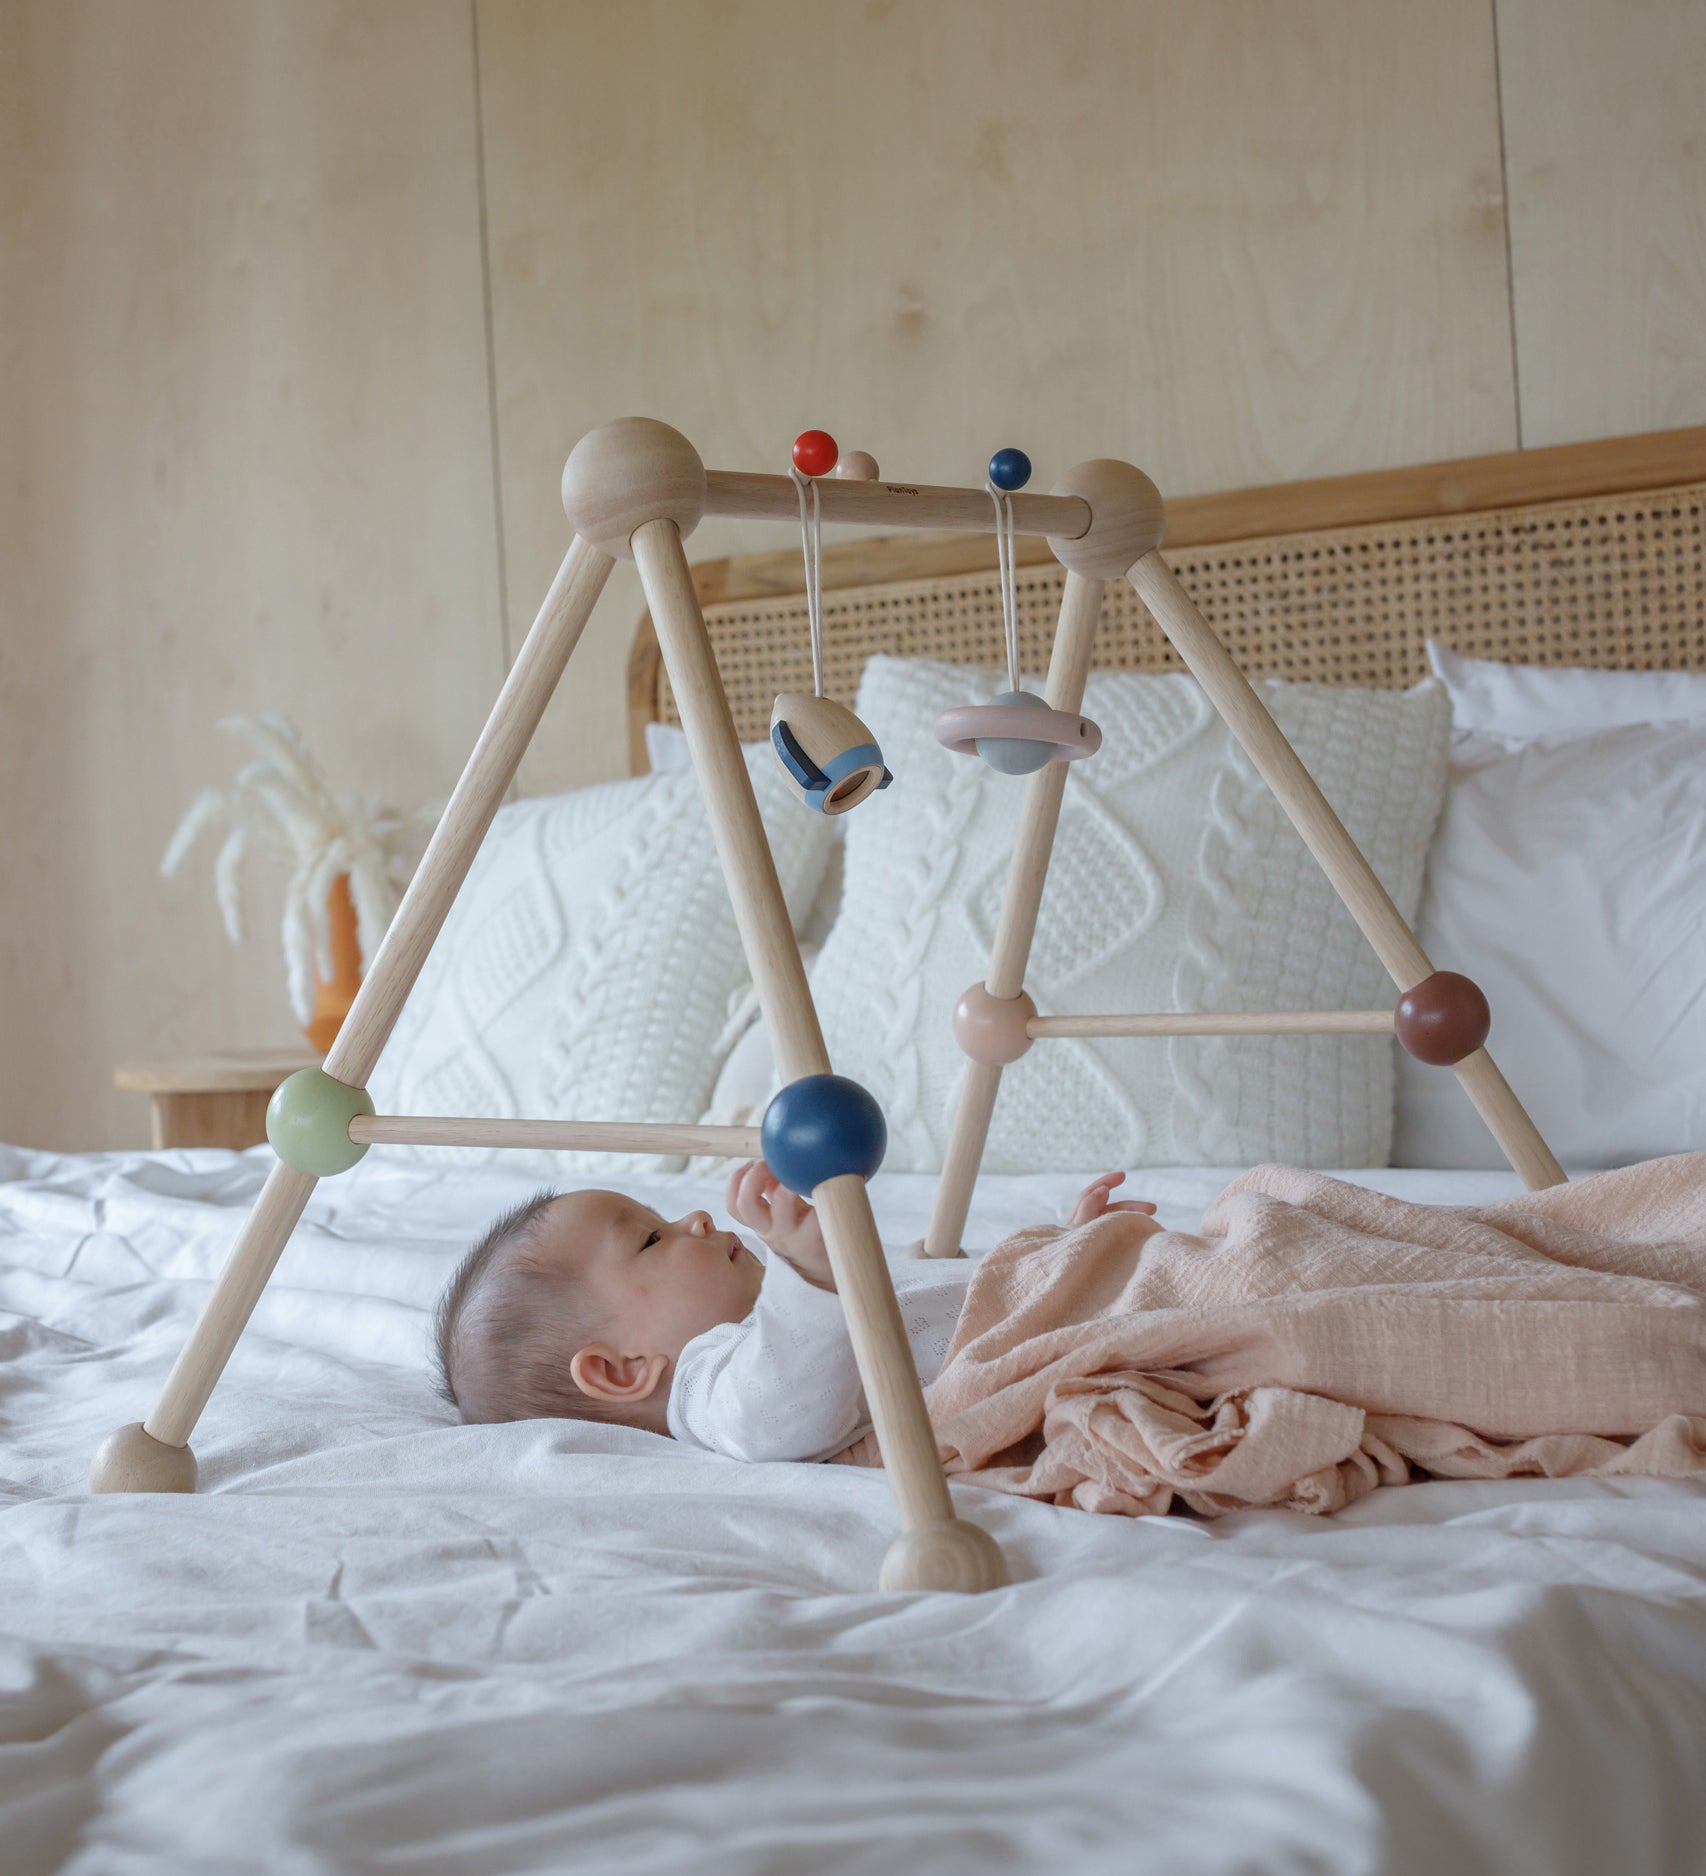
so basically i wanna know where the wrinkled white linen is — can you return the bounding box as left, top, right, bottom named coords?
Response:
left=2, top=1141, right=1704, bottom=1875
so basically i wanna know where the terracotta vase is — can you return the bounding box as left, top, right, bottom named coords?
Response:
left=303, top=874, right=364, bottom=1053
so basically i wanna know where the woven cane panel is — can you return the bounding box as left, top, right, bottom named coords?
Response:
left=651, top=482, right=1706, bottom=741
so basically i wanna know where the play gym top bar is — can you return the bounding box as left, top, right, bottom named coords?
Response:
left=702, top=470, right=1092, bottom=537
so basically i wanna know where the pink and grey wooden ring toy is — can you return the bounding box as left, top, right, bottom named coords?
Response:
left=934, top=690, right=1101, bottom=774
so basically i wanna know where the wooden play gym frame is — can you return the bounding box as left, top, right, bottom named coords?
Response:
left=89, top=416, right=1563, bottom=1595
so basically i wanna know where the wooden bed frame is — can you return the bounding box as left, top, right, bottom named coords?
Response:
left=629, top=425, right=1706, bottom=771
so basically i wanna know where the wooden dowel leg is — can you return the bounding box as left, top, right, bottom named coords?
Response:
left=631, top=520, right=826, bottom=1081
left=1128, top=549, right=1565, bottom=1190
left=90, top=1159, right=317, bottom=1492
left=1450, top=1049, right=1568, bottom=1190
left=145, top=1161, right=319, bottom=1447
left=813, top=1175, right=955, bottom=1532
left=924, top=571, right=1107, bottom=1257
left=633, top=517, right=1005, bottom=1593
left=924, top=1062, right=1003, bottom=1264
left=91, top=536, right=616, bottom=1493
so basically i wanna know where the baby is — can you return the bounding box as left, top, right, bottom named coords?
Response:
left=435, top=1164, right=1156, bottom=1463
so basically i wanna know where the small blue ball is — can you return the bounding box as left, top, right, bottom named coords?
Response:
left=761, top=1074, right=887, bottom=1197
left=987, top=447, right=1032, bottom=493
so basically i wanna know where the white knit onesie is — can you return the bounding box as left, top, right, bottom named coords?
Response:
left=666, top=1246, right=970, bottom=1463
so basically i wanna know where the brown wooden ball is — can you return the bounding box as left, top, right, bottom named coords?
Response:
left=1394, top=971, right=1491, bottom=1066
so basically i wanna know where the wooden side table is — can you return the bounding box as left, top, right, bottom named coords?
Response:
left=114, top=1050, right=323, bottom=1150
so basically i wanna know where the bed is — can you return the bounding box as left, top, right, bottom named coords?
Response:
left=5, top=428, right=1706, bottom=1874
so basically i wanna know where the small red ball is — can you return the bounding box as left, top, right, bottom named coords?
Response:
left=792, top=430, right=839, bottom=477
left=1394, top=970, right=1491, bottom=1066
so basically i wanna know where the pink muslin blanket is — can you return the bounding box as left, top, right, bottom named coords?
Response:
left=847, top=1155, right=1706, bottom=1516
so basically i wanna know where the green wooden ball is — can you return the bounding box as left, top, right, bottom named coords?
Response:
left=266, top=1067, right=374, bottom=1176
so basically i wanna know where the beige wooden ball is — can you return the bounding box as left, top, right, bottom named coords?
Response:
left=833, top=450, right=880, bottom=481
left=880, top=1518, right=1010, bottom=1592
left=1047, top=459, right=1166, bottom=579
left=561, top=417, right=707, bottom=560
left=952, top=984, right=1037, bottom=1065
left=90, top=1422, right=198, bottom=1493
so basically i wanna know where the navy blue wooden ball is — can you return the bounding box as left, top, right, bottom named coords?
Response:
left=761, top=1074, right=887, bottom=1196
left=987, top=447, right=1032, bottom=492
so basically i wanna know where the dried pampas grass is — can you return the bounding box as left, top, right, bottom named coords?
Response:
left=163, top=714, right=439, bottom=1025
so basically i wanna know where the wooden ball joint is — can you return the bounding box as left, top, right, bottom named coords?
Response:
left=266, top=1067, right=374, bottom=1176
left=770, top=694, right=892, bottom=815
left=760, top=1074, right=887, bottom=1197
left=953, top=984, right=1037, bottom=1065
left=1394, top=971, right=1492, bottom=1066
left=1047, top=460, right=1166, bottom=580
left=561, top=417, right=707, bottom=560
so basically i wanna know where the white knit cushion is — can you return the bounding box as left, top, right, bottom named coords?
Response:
left=810, top=657, right=1450, bottom=1172
left=369, top=753, right=832, bottom=1178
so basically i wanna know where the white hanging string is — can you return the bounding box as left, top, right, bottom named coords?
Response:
left=790, top=465, right=825, bottom=697
left=986, top=480, right=1020, bottom=691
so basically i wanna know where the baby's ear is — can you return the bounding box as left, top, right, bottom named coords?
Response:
left=570, top=1345, right=666, bottom=1405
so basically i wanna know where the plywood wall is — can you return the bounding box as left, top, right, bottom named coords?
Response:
left=0, top=0, right=503, bottom=1151
left=479, top=0, right=1517, bottom=799
left=1498, top=0, right=1706, bottom=446
left=4, top=0, right=1703, bottom=1150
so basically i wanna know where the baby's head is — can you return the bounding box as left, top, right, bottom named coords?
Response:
left=435, top=1188, right=764, bottom=1431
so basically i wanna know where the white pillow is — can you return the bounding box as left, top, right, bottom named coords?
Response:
left=645, top=720, right=847, bottom=945
left=1393, top=721, right=1706, bottom=1171
left=644, top=720, right=729, bottom=773
left=369, top=753, right=833, bottom=1177
left=1427, top=641, right=1706, bottom=741
left=808, top=657, right=1450, bottom=1172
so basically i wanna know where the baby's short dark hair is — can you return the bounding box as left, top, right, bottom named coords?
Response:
left=433, top=1188, right=630, bottom=1426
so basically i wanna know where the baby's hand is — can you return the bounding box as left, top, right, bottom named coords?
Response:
left=725, top=1161, right=836, bottom=1291
left=1067, top=1171, right=1159, bottom=1230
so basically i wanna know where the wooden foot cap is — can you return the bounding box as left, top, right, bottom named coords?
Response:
left=90, top=1423, right=198, bottom=1494
left=880, top=1518, right=1009, bottom=1593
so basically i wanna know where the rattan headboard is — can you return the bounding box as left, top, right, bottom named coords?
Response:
left=626, top=427, right=1706, bottom=772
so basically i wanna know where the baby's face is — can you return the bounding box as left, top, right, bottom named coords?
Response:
left=538, top=1189, right=765, bottom=1365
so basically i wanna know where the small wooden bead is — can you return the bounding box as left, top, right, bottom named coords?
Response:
left=987, top=447, right=1032, bottom=492
left=792, top=430, right=839, bottom=477
left=1394, top=970, right=1492, bottom=1066
left=833, top=450, right=880, bottom=481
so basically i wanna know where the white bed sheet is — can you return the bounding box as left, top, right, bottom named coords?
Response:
left=2, top=1141, right=1703, bottom=1876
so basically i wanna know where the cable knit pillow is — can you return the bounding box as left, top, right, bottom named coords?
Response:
left=810, top=657, right=1449, bottom=1172
left=369, top=752, right=832, bottom=1178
